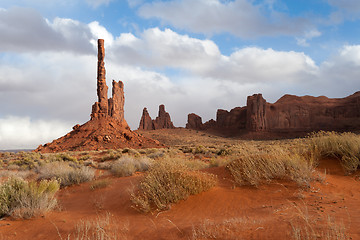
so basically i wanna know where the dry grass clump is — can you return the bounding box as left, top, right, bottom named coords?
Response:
left=0, top=177, right=59, bottom=218
left=227, top=147, right=314, bottom=188
left=89, top=179, right=112, bottom=191
left=37, top=161, right=95, bottom=187
left=307, top=131, right=360, bottom=174
left=192, top=218, right=260, bottom=240
left=131, top=159, right=217, bottom=212
left=290, top=203, right=349, bottom=240
left=64, top=212, right=128, bottom=240
left=110, top=156, right=153, bottom=177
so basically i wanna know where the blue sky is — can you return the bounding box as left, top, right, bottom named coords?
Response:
left=0, top=0, right=360, bottom=149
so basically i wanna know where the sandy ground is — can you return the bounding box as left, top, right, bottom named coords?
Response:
left=0, top=157, right=359, bottom=240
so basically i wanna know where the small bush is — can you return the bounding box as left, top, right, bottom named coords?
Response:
left=37, top=161, right=95, bottom=187
left=131, top=160, right=217, bottom=212
left=0, top=177, right=59, bottom=218
left=66, top=212, right=128, bottom=240
left=110, top=156, right=153, bottom=177
left=89, top=179, right=111, bottom=190
left=227, top=147, right=314, bottom=188
left=307, top=131, right=360, bottom=174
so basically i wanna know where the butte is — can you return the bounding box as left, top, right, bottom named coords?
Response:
left=35, top=39, right=162, bottom=153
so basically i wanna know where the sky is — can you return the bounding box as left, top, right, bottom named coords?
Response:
left=0, top=0, right=360, bottom=149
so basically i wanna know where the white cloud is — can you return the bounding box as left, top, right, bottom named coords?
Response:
left=296, top=29, right=322, bottom=47
left=105, top=28, right=317, bottom=84
left=137, top=0, right=310, bottom=38
left=0, top=116, right=71, bottom=149
left=86, top=0, right=113, bottom=8
left=328, top=0, right=360, bottom=13
left=0, top=7, right=95, bottom=53
left=127, top=0, right=144, bottom=8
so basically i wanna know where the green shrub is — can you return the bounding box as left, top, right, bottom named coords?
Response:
left=0, top=177, right=59, bottom=218
left=131, top=160, right=217, bottom=212
left=307, top=131, right=360, bottom=174
left=37, top=161, right=95, bottom=187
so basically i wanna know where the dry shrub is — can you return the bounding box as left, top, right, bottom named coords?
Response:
left=0, top=177, right=59, bottom=218
left=65, top=212, right=128, bottom=240
left=89, top=179, right=111, bottom=190
left=290, top=203, right=349, bottom=240
left=110, top=156, right=153, bottom=177
left=192, top=218, right=260, bottom=240
left=307, top=131, right=360, bottom=174
left=37, top=161, right=95, bottom=187
left=227, top=147, right=314, bottom=188
left=131, top=160, right=217, bottom=212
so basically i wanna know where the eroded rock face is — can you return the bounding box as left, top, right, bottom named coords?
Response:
left=266, top=92, right=360, bottom=131
left=35, top=39, right=162, bottom=153
left=153, top=105, right=175, bottom=129
left=246, top=94, right=267, bottom=131
left=186, top=113, right=203, bottom=130
left=94, top=39, right=108, bottom=118
left=186, top=91, right=360, bottom=134
left=138, top=108, right=154, bottom=130
left=138, top=104, right=175, bottom=130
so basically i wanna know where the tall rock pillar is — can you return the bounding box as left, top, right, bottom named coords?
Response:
left=246, top=94, right=267, bottom=131
left=91, top=39, right=108, bottom=119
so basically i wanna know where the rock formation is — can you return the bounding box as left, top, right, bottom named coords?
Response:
left=186, top=113, right=204, bottom=130
left=35, top=39, right=162, bottom=153
left=246, top=94, right=267, bottom=131
left=138, top=104, right=175, bottom=130
left=186, top=91, right=360, bottom=135
left=138, top=108, right=154, bottom=130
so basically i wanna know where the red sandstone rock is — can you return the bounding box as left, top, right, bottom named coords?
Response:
left=186, top=113, right=204, bottom=130
left=138, top=104, right=175, bottom=130
left=246, top=94, right=267, bottom=131
left=92, top=39, right=108, bottom=119
left=266, top=92, right=360, bottom=131
left=186, top=91, right=360, bottom=135
left=153, top=105, right=175, bottom=129
left=35, top=39, right=162, bottom=153
left=138, top=108, right=154, bottom=130
left=216, top=107, right=247, bottom=129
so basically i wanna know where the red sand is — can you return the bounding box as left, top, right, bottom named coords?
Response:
left=1, top=159, right=359, bottom=239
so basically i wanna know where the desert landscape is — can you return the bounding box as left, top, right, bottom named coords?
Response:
left=0, top=39, right=360, bottom=240
left=1, top=1, right=360, bottom=240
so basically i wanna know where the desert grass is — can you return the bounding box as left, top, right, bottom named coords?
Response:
left=307, top=131, right=360, bottom=174
left=110, top=156, right=153, bottom=177
left=290, top=203, right=349, bottom=240
left=89, top=179, right=112, bottom=191
left=226, top=146, right=314, bottom=188
left=37, top=161, right=95, bottom=187
left=59, top=212, right=128, bottom=240
left=191, top=218, right=261, bottom=240
left=131, top=159, right=217, bottom=212
left=0, top=177, right=59, bottom=218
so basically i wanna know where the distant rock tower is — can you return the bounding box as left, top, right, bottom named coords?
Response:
left=138, top=104, right=175, bottom=130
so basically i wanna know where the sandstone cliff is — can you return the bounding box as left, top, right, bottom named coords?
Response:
left=35, top=39, right=162, bottom=153
left=186, top=91, right=360, bottom=134
left=186, top=113, right=204, bottom=130
left=138, top=104, right=175, bottom=130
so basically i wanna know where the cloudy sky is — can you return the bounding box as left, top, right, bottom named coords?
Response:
left=0, top=0, right=360, bottom=149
